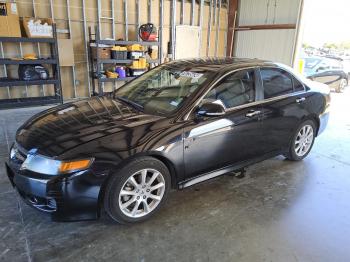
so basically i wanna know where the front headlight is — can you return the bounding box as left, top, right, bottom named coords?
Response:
left=21, top=151, right=94, bottom=175
left=9, top=144, right=17, bottom=159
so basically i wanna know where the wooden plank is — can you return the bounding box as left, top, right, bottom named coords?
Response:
left=235, top=24, right=297, bottom=31
left=226, top=0, right=238, bottom=57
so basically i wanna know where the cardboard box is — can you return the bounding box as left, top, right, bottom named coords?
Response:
left=0, top=2, right=21, bottom=37
left=91, top=47, right=111, bottom=59
left=22, top=17, right=53, bottom=38
left=58, top=39, right=74, bottom=66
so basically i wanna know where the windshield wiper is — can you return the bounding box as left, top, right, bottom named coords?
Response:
left=115, top=96, right=144, bottom=111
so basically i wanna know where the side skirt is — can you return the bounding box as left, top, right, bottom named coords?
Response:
left=178, top=150, right=282, bottom=189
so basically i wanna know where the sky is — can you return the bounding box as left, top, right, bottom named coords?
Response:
left=301, top=0, right=350, bottom=47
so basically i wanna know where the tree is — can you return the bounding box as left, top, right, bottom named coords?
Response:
left=302, top=43, right=312, bottom=49
left=340, top=42, right=350, bottom=50
left=323, top=42, right=338, bottom=49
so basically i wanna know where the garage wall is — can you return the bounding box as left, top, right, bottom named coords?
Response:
left=234, top=0, right=302, bottom=66
left=0, top=0, right=228, bottom=101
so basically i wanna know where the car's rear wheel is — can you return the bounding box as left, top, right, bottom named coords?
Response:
left=336, top=78, right=347, bottom=93
left=104, top=157, right=171, bottom=224
left=284, top=120, right=316, bottom=161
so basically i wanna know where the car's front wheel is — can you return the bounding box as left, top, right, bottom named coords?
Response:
left=284, top=120, right=316, bottom=161
left=104, top=157, right=171, bottom=224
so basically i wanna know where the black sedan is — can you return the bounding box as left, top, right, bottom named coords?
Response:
left=6, top=58, right=330, bottom=224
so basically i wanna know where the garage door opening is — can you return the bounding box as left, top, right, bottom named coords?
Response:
left=296, top=0, right=350, bottom=93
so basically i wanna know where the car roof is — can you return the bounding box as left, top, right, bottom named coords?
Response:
left=163, top=57, right=277, bottom=73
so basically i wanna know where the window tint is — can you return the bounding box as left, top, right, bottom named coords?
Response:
left=204, top=69, right=255, bottom=109
left=293, top=77, right=305, bottom=92
left=261, top=68, right=293, bottom=99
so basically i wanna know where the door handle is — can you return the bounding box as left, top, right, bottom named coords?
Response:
left=246, top=110, right=261, bottom=117
left=296, top=97, right=306, bottom=103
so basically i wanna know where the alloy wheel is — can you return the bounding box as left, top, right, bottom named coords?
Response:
left=294, top=124, right=314, bottom=157
left=118, top=168, right=165, bottom=218
left=339, top=79, right=347, bottom=92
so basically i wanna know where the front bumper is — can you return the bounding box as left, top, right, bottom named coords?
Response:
left=6, top=163, right=57, bottom=213
left=6, top=161, right=106, bottom=221
left=318, top=111, right=330, bottom=136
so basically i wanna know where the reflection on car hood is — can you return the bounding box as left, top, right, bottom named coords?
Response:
left=16, top=96, right=163, bottom=157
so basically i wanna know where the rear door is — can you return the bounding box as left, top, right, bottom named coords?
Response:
left=259, top=67, right=307, bottom=152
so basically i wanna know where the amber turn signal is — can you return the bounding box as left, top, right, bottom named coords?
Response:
left=59, top=159, right=93, bottom=173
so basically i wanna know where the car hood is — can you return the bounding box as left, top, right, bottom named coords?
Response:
left=16, top=96, right=164, bottom=157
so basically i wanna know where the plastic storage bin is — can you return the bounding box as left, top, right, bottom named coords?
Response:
left=128, top=51, right=144, bottom=59
left=111, top=46, right=127, bottom=60
left=129, top=68, right=147, bottom=77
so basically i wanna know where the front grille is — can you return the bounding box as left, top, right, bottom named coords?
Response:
left=17, top=189, right=57, bottom=213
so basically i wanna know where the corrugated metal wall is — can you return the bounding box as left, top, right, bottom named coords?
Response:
left=234, top=0, right=302, bottom=66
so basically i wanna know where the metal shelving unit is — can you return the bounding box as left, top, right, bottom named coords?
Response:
left=0, top=37, right=56, bottom=43
left=0, top=79, right=58, bottom=87
left=99, top=77, right=135, bottom=83
left=0, top=58, right=57, bottom=65
left=0, top=25, right=63, bottom=109
left=88, top=26, right=161, bottom=96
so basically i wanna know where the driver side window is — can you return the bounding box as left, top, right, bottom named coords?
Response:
left=204, top=69, right=256, bottom=109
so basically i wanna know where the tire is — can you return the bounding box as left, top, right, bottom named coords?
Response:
left=284, top=120, right=316, bottom=161
left=336, top=78, right=347, bottom=93
left=104, top=156, right=171, bottom=224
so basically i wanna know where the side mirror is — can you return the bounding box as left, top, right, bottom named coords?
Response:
left=196, top=101, right=226, bottom=117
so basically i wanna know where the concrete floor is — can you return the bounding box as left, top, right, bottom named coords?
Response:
left=1, top=90, right=350, bottom=262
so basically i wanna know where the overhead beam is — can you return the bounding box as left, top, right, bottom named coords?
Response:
left=235, top=24, right=297, bottom=31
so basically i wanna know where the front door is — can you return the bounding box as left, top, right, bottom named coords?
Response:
left=183, top=68, right=264, bottom=178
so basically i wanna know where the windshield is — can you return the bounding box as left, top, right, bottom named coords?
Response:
left=114, top=65, right=213, bottom=116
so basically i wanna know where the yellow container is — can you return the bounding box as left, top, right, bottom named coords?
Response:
left=106, top=71, right=118, bottom=78
left=139, top=57, right=147, bottom=68
left=132, top=60, right=139, bottom=68
left=127, top=44, right=144, bottom=52
left=150, top=46, right=158, bottom=60
left=111, top=46, right=127, bottom=51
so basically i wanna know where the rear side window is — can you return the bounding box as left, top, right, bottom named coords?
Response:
left=260, top=68, right=293, bottom=99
